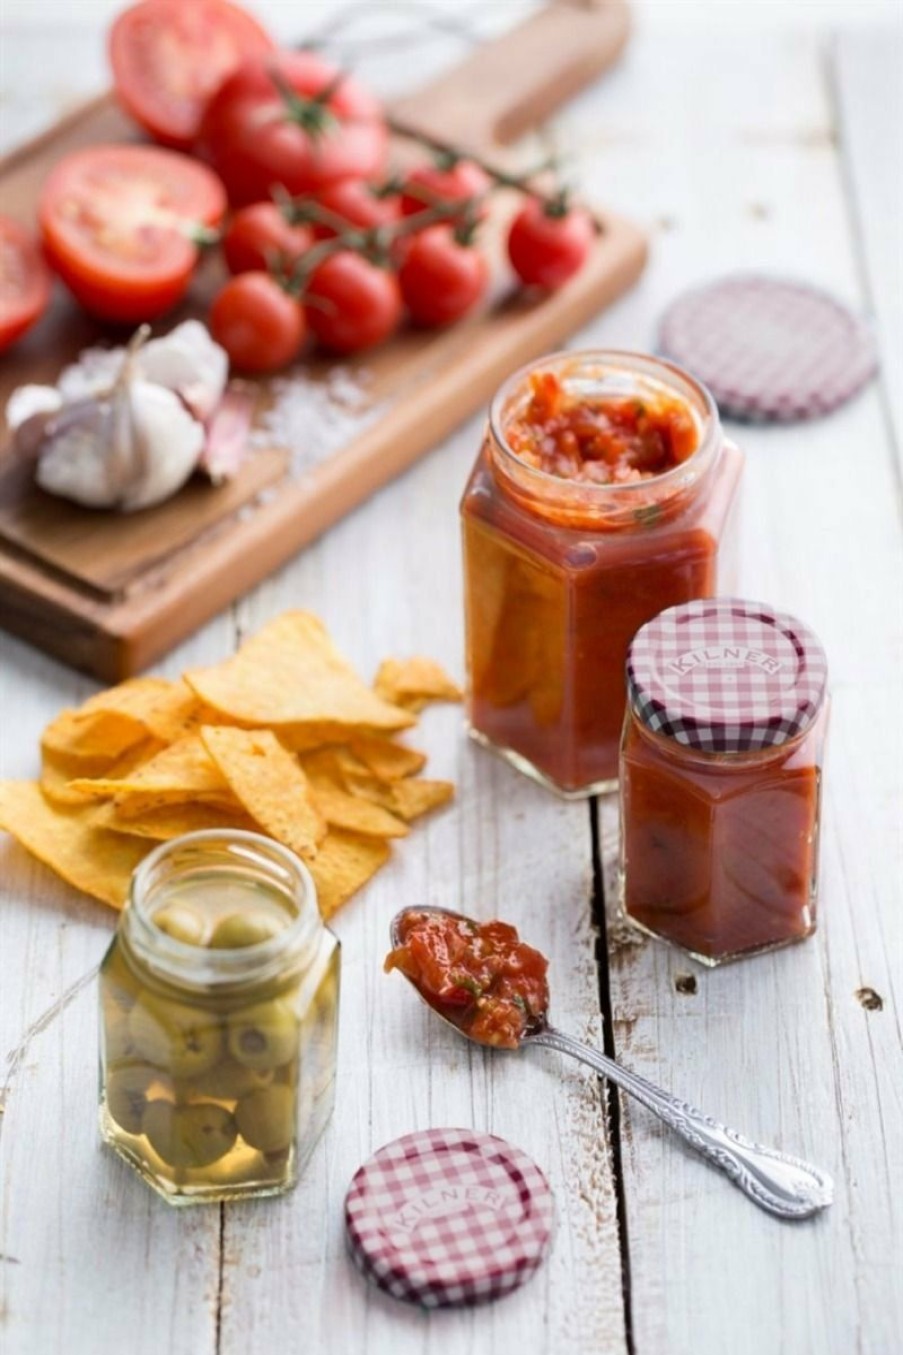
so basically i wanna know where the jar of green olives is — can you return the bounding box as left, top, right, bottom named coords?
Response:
left=99, top=830, right=340, bottom=1205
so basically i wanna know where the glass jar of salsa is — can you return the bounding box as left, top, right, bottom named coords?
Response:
left=460, top=351, right=743, bottom=796
left=98, top=830, right=340, bottom=1204
left=619, top=598, right=829, bottom=965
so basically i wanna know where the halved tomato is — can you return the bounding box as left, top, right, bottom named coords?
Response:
left=39, top=145, right=227, bottom=324
left=110, top=0, right=274, bottom=150
left=0, top=216, right=51, bottom=353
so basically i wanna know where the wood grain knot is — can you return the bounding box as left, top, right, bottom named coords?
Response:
left=855, top=987, right=883, bottom=1011
left=674, top=973, right=697, bottom=995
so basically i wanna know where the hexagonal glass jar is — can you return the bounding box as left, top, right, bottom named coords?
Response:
left=460, top=351, right=744, bottom=796
left=98, top=831, right=340, bottom=1205
left=618, top=699, right=829, bottom=965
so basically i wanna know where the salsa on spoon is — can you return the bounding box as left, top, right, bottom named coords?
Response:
left=386, top=906, right=834, bottom=1221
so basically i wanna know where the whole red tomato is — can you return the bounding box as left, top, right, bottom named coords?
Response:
left=400, top=160, right=490, bottom=220
left=507, top=199, right=594, bottom=290
left=198, top=51, right=388, bottom=207
left=210, top=272, right=306, bottom=372
left=305, top=252, right=402, bottom=355
left=399, top=226, right=489, bottom=328
left=223, top=203, right=312, bottom=275
left=312, top=179, right=400, bottom=240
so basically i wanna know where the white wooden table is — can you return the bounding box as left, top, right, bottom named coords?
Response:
left=1, top=4, right=901, bottom=1353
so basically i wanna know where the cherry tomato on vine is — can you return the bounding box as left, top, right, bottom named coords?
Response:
left=198, top=50, right=388, bottom=207
left=222, top=203, right=312, bottom=276
left=110, top=0, right=274, bottom=150
left=399, top=226, right=489, bottom=328
left=311, top=180, right=401, bottom=240
left=305, top=252, right=402, bottom=355
left=209, top=272, right=305, bottom=372
left=507, top=199, right=594, bottom=290
left=39, top=144, right=226, bottom=323
left=0, top=216, right=51, bottom=354
left=400, top=160, right=490, bottom=220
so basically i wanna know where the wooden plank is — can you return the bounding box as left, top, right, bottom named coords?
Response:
left=832, top=27, right=903, bottom=463
left=555, top=25, right=903, bottom=1355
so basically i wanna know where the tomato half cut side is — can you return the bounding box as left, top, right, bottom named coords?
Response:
left=110, top=0, right=274, bottom=150
left=0, top=216, right=52, bottom=354
left=39, top=145, right=227, bottom=324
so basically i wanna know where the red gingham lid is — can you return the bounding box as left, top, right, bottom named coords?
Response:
left=658, top=275, right=877, bottom=421
left=626, top=598, right=828, bottom=753
left=344, top=1128, right=554, bottom=1308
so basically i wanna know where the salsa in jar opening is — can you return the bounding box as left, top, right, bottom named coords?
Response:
left=385, top=909, right=549, bottom=1049
left=505, top=368, right=699, bottom=485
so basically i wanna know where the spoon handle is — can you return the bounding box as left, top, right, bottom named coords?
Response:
left=529, top=1026, right=833, bottom=1220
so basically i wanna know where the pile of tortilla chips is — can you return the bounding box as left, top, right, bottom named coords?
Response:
left=0, top=613, right=461, bottom=919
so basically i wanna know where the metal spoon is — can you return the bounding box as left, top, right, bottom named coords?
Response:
left=388, top=907, right=833, bottom=1221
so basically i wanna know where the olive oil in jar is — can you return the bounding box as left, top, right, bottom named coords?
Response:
left=99, top=831, right=340, bottom=1205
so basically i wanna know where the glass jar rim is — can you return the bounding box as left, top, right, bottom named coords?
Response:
left=488, top=348, right=721, bottom=511
left=125, top=829, right=322, bottom=991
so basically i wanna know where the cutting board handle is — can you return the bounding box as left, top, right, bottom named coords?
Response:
left=389, top=0, right=630, bottom=150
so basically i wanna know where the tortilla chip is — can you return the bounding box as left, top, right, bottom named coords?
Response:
left=348, top=734, right=427, bottom=782
left=306, top=829, right=391, bottom=921
left=78, top=677, right=202, bottom=744
left=305, top=774, right=409, bottom=839
left=41, top=707, right=148, bottom=764
left=200, top=726, right=326, bottom=860
left=0, top=782, right=149, bottom=909
left=373, top=657, right=463, bottom=712
left=95, top=800, right=259, bottom=842
left=41, top=740, right=160, bottom=808
left=69, top=734, right=236, bottom=816
left=387, top=778, right=455, bottom=822
left=184, top=612, right=415, bottom=733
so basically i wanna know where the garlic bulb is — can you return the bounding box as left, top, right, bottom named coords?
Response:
left=34, top=331, right=205, bottom=512
left=6, top=321, right=247, bottom=513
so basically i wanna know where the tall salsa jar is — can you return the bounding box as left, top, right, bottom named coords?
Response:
left=98, top=830, right=340, bottom=1205
left=460, top=351, right=744, bottom=796
left=619, top=598, right=830, bottom=964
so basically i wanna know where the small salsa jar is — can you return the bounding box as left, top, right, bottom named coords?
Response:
left=98, top=830, right=340, bottom=1204
left=460, top=350, right=743, bottom=796
left=619, top=598, right=830, bottom=965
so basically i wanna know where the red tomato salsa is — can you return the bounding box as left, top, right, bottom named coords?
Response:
left=385, top=910, right=549, bottom=1049
left=508, top=371, right=699, bottom=484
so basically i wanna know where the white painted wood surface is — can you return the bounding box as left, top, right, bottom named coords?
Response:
left=0, top=5, right=900, bottom=1355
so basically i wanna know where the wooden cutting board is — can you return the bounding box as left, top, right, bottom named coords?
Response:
left=0, top=0, right=646, bottom=681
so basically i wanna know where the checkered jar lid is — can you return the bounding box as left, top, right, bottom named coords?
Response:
left=626, top=598, right=828, bottom=752
left=658, top=274, right=877, bottom=421
left=344, top=1128, right=554, bottom=1308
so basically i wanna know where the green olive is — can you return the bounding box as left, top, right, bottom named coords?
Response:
left=191, top=1058, right=275, bottom=1101
left=235, top=1084, right=296, bottom=1154
left=208, top=912, right=281, bottom=949
left=142, top=1099, right=238, bottom=1169
left=227, top=998, right=299, bottom=1072
left=129, top=995, right=223, bottom=1078
left=103, top=1006, right=140, bottom=1063
left=105, top=1063, right=157, bottom=1134
left=153, top=902, right=208, bottom=947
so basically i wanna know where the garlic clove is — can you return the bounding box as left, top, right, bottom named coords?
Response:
left=118, top=381, right=204, bottom=512
left=138, top=320, right=228, bottom=420
left=6, top=385, right=63, bottom=432
left=199, top=388, right=254, bottom=484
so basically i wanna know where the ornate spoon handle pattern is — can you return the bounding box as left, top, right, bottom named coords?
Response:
left=527, top=1025, right=833, bottom=1220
